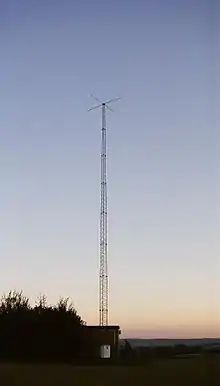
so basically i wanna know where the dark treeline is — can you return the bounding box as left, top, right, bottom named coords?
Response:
left=120, top=340, right=207, bottom=364
left=0, top=290, right=90, bottom=363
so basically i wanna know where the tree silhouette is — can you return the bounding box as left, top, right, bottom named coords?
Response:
left=0, top=290, right=87, bottom=363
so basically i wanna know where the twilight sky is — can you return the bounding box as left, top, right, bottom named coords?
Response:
left=0, top=0, right=219, bottom=338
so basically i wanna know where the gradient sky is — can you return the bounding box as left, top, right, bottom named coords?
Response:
left=0, top=0, right=219, bottom=338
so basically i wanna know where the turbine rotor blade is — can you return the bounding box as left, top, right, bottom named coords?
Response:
left=88, top=103, right=103, bottom=111
left=90, top=93, right=102, bottom=104
left=106, top=105, right=114, bottom=112
left=105, top=97, right=121, bottom=105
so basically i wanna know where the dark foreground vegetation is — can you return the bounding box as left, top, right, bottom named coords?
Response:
left=0, top=359, right=219, bottom=386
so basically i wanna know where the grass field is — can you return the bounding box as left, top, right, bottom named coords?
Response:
left=0, top=358, right=219, bottom=385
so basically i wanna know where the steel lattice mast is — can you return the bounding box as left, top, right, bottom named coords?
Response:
left=88, top=95, right=120, bottom=326
left=100, top=103, right=108, bottom=326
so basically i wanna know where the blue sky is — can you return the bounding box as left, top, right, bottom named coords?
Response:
left=0, top=0, right=219, bottom=338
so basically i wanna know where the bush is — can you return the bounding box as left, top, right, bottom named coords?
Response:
left=0, top=290, right=86, bottom=362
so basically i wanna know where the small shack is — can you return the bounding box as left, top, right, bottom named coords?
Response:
left=83, top=325, right=121, bottom=359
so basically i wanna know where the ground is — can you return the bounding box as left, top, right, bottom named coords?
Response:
left=0, top=358, right=219, bottom=385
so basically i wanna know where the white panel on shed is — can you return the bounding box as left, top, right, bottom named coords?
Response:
left=100, top=345, right=111, bottom=358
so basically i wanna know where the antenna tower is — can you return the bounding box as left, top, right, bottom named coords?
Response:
left=88, top=94, right=120, bottom=326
